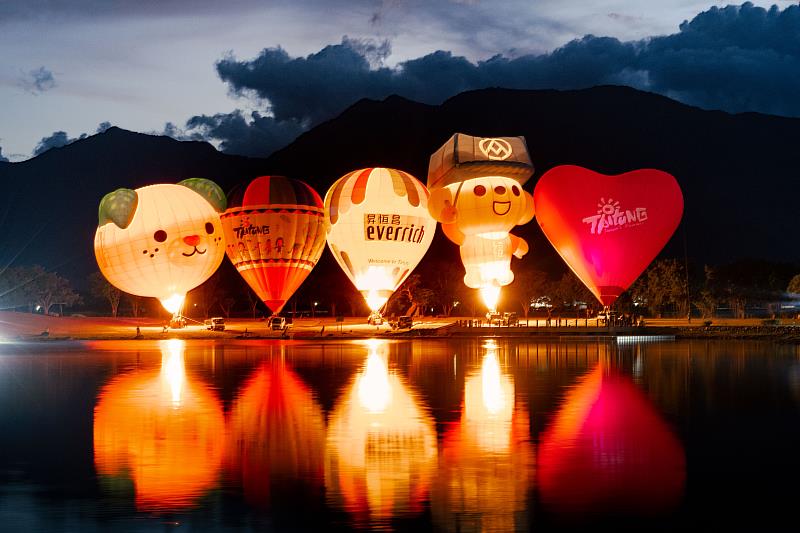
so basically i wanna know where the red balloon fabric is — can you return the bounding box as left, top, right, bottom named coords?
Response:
left=222, top=176, right=326, bottom=314
left=537, top=366, right=685, bottom=517
left=534, top=165, right=683, bottom=306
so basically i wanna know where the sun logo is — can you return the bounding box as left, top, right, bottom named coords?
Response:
left=583, top=197, right=648, bottom=235
left=597, top=198, right=620, bottom=215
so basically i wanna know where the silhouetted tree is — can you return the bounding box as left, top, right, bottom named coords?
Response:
left=88, top=271, right=121, bottom=317
left=510, top=268, right=548, bottom=318
left=788, top=274, right=800, bottom=294
left=631, top=259, right=687, bottom=317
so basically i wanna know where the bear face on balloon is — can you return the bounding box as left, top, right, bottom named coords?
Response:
left=429, top=175, right=534, bottom=288
left=94, top=178, right=227, bottom=311
left=430, top=176, right=534, bottom=236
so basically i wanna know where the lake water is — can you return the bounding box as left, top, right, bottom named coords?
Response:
left=1, top=338, right=799, bottom=532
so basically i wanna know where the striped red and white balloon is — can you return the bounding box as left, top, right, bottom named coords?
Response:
left=221, top=176, right=326, bottom=315
left=323, top=167, right=436, bottom=311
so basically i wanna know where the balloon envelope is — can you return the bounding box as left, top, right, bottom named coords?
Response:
left=94, top=182, right=226, bottom=313
left=324, top=168, right=436, bottom=311
left=534, top=166, right=683, bottom=306
left=222, top=176, right=326, bottom=314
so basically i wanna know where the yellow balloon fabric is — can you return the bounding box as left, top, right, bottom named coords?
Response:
left=323, top=168, right=436, bottom=311
left=94, top=183, right=226, bottom=309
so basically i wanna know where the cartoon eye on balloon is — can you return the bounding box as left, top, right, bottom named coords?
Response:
left=427, top=133, right=535, bottom=312
left=221, top=175, right=326, bottom=316
left=323, top=168, right=436, bottom=317
left=533, top=165, right=683, bottom=309
left=94, top=178, right=227, bottom=316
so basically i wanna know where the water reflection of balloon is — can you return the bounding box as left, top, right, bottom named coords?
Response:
left=538, top=364, right=685, bottom=516
left=93, top=340, right=225, bottom=511
left=534, top=165, right=683, bottom=307
left=325, top=340, right=437, bottom=527
left=226, top=361, right=326, bottom=508
left=432, top=339, right=534, bottom=532
left=324, top=168, right=436, bottom=314
left=94, top=179, right=227, bottom=315
left=222, top=176, right=326, bottom=315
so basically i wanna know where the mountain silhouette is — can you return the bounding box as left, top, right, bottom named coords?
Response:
left=0, top=127, right=271, bottom=282
left=1, top=86, right=797, bottom=288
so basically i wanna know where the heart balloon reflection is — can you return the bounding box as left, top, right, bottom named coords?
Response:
left=534, top=165, right=683, bottom=306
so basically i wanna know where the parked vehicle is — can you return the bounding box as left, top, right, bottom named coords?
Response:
left=502, top=311, right=518, bottom=326
left=204, top=317, right=226, bottom=331
left=367, top=312, right=383, bottom=325
left=486, top=312, right=503, bottom=326
left=270, top=316, right=288, bottom=330
left=392, top=315, right=413, bottom=329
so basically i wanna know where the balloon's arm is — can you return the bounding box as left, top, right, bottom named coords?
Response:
left=441, top=223, right=465, bottom=245
left=511, top=234, right=529, bottom=258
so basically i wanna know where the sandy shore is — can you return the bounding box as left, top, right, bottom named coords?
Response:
left=1, top=311, right=798, bottom=342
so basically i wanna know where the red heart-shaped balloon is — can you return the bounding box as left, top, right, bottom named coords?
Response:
left=534, top=165, right=683, bottom=306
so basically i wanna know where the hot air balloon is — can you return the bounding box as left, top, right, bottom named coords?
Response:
left=537, top=364, right=685, bottom=517
left=534, top=165, right=683, bottom=308
left=94, top=179, right=227, bottom=319
left=93, top=339, right=225, bottom=511
left=221, top=176, right=326, bottom=315
left=427, top=134, right=535, bottom=312
left=324, top=168, right=435, bottom=318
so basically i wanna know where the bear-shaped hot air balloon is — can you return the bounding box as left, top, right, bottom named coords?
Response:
left=94, top=179, right=227, bottom=318
left=324, top=168, right=436, bottom=319
left=427, top=134, right=535, bottom=312
left=222, top=176, right=326, bottom=316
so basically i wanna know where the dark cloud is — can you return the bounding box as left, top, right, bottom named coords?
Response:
left=19, top=66, right=56, bottom=94
left=32, top=121, right=111, bottom=156
left=33, top=131, right=81, bottom=156
left=216, top=2, right=800, bottom=127
left=0, top=146, right=8, bottom=163
left=181, top=110, right=304, bottom=158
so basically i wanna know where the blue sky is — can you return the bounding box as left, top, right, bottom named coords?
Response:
left=0, top=1, right=797, bottom=161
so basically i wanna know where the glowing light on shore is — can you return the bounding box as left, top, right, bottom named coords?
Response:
left=480, top=284, right=501, bottom=312
left=159, top=293, right=185, bottom=315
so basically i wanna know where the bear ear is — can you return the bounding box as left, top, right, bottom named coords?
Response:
left=99, top=188, right=138, bottom=228
left=178, top=178, right=227, bottom=212
left=517, top=189, right=535, bottom=225
left=429, top=187, right=458, bottom=224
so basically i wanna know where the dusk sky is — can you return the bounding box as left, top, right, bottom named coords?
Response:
left=1, top=1, right=798, bottom=161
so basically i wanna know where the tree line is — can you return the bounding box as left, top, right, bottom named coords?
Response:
left=1, top=258, right=798, bottom=319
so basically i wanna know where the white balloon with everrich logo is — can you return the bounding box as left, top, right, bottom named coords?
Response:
left=323, top=168, right=436, bottom=313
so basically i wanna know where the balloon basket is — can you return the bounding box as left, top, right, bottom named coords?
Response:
left=169, top=313, right=187, bottom=329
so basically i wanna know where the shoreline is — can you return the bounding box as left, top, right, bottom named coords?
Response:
left=1, top=311, right=798, bottom=343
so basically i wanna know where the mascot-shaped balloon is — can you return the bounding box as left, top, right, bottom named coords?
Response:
left=94, top=179, right=227, bottom=317
left=427, top=134, right=535, bottom=311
